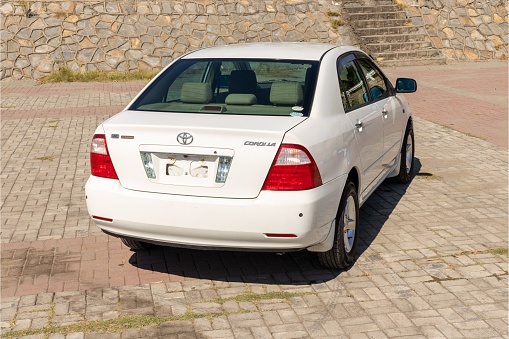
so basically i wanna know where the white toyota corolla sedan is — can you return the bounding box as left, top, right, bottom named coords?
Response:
left=85, top=43, right=417, bottom=268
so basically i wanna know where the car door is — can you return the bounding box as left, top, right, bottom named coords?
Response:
left=337, top=54, right=384, bottom=195
left=356, top=57, right=405, bottom=170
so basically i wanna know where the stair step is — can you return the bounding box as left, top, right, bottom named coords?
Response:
left=348, top=11, right=406, bottom=21
left=372, top=48, right=442, bottom=61
left=343, top=5, right=401, bottom=13
left=343, top=0, right=395, bottom=7
left=341, top=0, right=445, bottom=64
left=366, top=41, right=433, bottom=52
left=362, top=33, right=427, bottom=44
left=351, top=18, right=410, bottom=28
left=377, top=57, right=448, bottom=67
left=356, top=26, right=420, bottom=35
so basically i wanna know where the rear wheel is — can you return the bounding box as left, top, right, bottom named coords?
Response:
left=395, top=122, right=415, bottom=184
left=318, top=180, right=359, bottom=269
left=121, top=237, right=150, bottom=250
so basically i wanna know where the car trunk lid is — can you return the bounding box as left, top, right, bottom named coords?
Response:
left=102, top=110, right=305, bottom=198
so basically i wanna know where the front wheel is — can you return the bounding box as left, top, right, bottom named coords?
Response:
left=318, top=180, right=359, bottom=269
left=395, top=122, right=415, bottom=184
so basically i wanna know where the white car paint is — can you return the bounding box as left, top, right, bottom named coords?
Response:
left=85, top=43, right=415, bottom=255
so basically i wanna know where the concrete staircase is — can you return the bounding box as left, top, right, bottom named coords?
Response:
left=343, top=1, right=447, bottom=66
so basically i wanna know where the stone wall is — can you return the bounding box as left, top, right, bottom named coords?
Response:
left=0, top=0, right=507, bottom=80
left=0, top=0, right=356, bottom=80
left=402, top=0, right=508, bottom=59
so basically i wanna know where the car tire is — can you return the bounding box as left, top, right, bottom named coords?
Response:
left=121, top=237, right=150, bottom=250
left=318, top=180, right=359, bottom=269
left=395, top=121, right=415, bottom=184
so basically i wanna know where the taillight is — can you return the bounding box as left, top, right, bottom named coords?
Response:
left=90, top=134, right=118, bottom=179
left=262, top=144, right=322, bottom=191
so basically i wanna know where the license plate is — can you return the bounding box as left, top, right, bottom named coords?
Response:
left=139, top=146, right=233, bottom=187
left=165, top=154, right=216, bottom=178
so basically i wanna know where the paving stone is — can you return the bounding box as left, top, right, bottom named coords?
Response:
left=0, top=62, right=507, bottom=338
left=198, top=329, right=234, bottom=338
left=228, top=312, right=265, bottom=328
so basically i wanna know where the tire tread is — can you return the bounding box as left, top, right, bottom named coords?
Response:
left=121, top=237, right=149, bottom=250
left=317, top=180, right=358, bottom=269
left=395, top=122, right=414, bottom=184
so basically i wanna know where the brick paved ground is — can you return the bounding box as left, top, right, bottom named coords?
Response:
left=1, top=61, right=507, bottom=338
left=384, top=60, right=508, bottom=149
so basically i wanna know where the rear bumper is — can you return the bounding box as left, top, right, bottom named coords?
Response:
left=85, top=176, right=346, bottom=251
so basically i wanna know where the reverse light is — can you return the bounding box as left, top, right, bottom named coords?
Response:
left=215, top=156, right=232, bottom=183
left=90, top=134, right=119, bottom=179
left=140, top=152, right=156, bottom=179
left=262, top=144, right=322, bottom=191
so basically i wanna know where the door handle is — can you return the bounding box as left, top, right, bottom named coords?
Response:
left=355, top=121, right=363, bottom=132
left=382, top=109, right=388, bottom=118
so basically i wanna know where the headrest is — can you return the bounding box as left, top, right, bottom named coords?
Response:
left=225, top=94, right=257, bottom=105
left=270, top=82, right=303, bottom=106
left=229, top=70, right=257, bottom=94
left=180, top=82, right=212, bottom=103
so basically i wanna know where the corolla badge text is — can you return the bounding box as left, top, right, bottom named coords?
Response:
left=244, top=141, right=276, bottom=147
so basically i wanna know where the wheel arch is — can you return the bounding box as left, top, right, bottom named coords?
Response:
left=407, top=116, right=413, bottom=127
left=347, top=167, right=360, bottom=193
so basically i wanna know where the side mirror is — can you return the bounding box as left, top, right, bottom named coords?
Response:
left=395, top=78, right=417, bottom=93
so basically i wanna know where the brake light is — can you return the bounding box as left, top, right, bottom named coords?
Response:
left=90, top=134, right=118, bottom=179
left=262, top=144, right=322, bottom=191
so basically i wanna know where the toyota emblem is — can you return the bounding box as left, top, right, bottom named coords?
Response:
left=177, top=132, right=193, bottom=145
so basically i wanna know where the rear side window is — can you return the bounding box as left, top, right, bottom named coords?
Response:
left=130, top=59, right=319, bottom=117
left=338, top=59, right=368, bottom=111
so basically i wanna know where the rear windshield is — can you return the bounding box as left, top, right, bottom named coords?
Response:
left=130, top=59, right=319, bottom=117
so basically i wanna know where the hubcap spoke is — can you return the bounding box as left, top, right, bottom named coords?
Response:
left=344, top=238, right=352, bottom=252
left=343, top=195, right=357, bottom=253
left=405, top=136, right=413, bottom=173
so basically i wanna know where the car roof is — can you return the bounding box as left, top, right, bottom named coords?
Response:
left=182, top=43, right=357, bottom=61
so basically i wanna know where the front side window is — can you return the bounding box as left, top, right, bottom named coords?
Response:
left=356, top=58, right=388, bottom=101
left=131, top=59, right=319, bottom=117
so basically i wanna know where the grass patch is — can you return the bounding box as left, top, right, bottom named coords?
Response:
left=34, top=156, right=54, bottom=161
left=438, top=123, right=486, bottom=141
left=463, top=132, right=486, bottom=141
left=393, top=0, right=407, bottom=10
left=209, top=291, right=304, bottom=304
left=456, top=248, right=509, bottom=257
left=326, top=11, right=340, bottom=17
left=2, top=291, right=307, bottom=338
left=490, top=248, right=508, bottom=256
left=2, top=311, right=239, bottom=338
left=330, top=19, right=344, bottom=29
left=19, top=0, right=32, bottom=11
left=47, top=119, right=61, bottom=127
left=415, top=172, right=442, bottom=180
left=54, top=11, right=67, bottom=19
left=39, top=67, right=159, bottom=84
left=18, top=0, right=35, bottom=17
